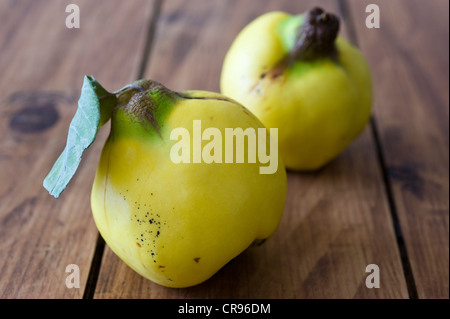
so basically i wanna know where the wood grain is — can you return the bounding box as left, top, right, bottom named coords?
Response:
left=0, top=0, right=154, bottom=298
left=94, top=0, right=408, bottom=298
left=347, top=0, right=449, bottom=298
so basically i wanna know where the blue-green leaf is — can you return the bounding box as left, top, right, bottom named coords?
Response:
left=43, top=75, right=117, bottom=198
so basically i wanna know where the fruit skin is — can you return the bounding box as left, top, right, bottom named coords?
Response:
left=91, top=82, right=287, bottom=288
left=220, top=9, right=372, bottom=171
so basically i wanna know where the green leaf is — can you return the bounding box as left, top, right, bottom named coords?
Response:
left=43, top=75, right=117, bottom=198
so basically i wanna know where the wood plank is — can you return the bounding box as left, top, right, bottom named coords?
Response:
left=347, top=0, right=449, bottom=298
left=94, top=0, right=408, bottom=298
left=0, top=0, right=154, bottom=298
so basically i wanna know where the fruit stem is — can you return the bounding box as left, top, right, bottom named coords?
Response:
left=113, top=79, right=181, bottom=137
left=112, top=84, right=146, bottom=95
left=289, top=7, right=340, bottom=62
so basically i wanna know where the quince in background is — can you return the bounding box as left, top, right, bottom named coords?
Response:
left=221, top=7, right=373, bottom=171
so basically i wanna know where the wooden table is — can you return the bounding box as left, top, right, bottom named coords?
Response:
left=0, top=0, right=448, bottom=299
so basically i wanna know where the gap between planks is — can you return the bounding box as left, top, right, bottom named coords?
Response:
left=338, top=0, right=418, bottom=299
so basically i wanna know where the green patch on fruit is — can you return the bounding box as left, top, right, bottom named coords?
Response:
left=111, top=83, right=181, bottom=143
left=277, top=14, right=303, bottom=53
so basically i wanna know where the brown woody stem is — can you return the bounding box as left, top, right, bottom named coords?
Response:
left=289, top=7, right=340, bottom=62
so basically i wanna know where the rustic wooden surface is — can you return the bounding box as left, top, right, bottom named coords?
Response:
left=0, top=0, right=448, bottom=299
left=347, top=0, right=449, bottom=299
